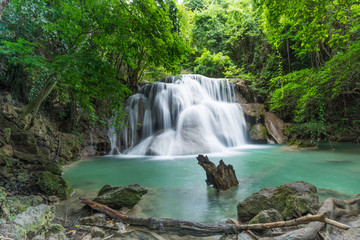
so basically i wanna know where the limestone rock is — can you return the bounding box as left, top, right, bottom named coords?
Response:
left=45, top=162, right=62, bottom=175
left=237, top=181, right=319, bottom=223
left=287, top=139, right=317, bottom=149
left=249, top=208, right=283, bottom=224
left=0, top=204, right=55, bottom=239
left=234, top=80, right=256, bottom=104
left=264, top=112, right=288, bottom=144
left=36, top=171, right=73, bottom=200
left=59, top=133, right=83, bottom=160
left=79, top=213, right=106, bottom=225
left=241, top=103, right=265, bottom=121
left=249, top=123, right=268, bottom=143
left=13, top=150, right=39, bottom=163
left=1, top=144, right=13, bottom=157
left=91, top=226, right=105, bottom=238
left=7, top=195, right=44, bottom=215
left=0, top=187, right=11, bottom=220
left=10, top=131, right=39, bottom=154
left=94, top=184, right=148, bottom=209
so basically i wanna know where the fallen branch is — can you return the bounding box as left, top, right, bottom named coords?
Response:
left=79, top=198, right=350, bottom=237
left=271, top=196, right=360, bottom=240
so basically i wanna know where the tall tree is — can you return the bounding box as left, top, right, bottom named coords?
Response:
left=0, top=0, right=191, bottom=128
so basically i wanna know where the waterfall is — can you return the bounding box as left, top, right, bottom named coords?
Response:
left=119, top=74, right=248, bottom=155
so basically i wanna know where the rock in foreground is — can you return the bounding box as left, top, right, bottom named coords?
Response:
left=94, top=184, right=147, bottom=209
left=237, top=181, right=319, bottom=223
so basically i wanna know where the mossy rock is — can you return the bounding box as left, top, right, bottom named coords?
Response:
left=237, top=181, right=319, bottom=222
left=249, top=208, right=283, bottom=224
left=16, top=170, right=31, bottom=182
left=10, top=131, right=39, bottom=154
left=287, top=139, right=317, bottom=149
left=0, top=187, right=11, bottom=220
left=59, top=133, right=83, bottom=161
left=0, top=204, right=55, bottom=239
left=45, top=162, right=62, bottom=175
left=36, top=171, right=73, bottom=200
left=7, top=195, right=44, bottom=216
left=249, top=123, right=268, bottom=142
left=94, top=184, right=148, bottom=209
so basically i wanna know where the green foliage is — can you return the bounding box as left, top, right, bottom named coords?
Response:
left=194, top=49, right=234, bottom=77
left=260, top=0, right=360, bottom=64
left=270, top=40, right=360, bottom=139
left=0, top=0, right=192, bottom=129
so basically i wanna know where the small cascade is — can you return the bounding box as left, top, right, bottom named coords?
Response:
left=118, top=74, right=248, bottom=155
left=108, top=119, right=120, bottom=155
left=90, top=127, right=94, bottom=147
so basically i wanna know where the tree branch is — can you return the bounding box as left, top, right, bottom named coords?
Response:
left=79, top=198, right=350, bottom=237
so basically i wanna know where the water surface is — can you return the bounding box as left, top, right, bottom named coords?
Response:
left=64, top=144, right=360, bottom=222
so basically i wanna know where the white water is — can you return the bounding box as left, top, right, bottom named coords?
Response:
left=113, top=74, right=248, bottom=155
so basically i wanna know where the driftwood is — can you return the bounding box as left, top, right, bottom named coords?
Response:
left=79, top=198, right=350, bottom=237
left=197, top=155, right=238, bottom=190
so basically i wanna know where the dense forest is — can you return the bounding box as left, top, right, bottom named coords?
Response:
left=1, top=0, right=359, bottom=142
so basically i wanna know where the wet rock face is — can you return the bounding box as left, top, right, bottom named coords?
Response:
left=237, top=181, right=319, bottom=223
left=94, top=184, right=148, bottom=209
left=241, top=103, right=268, bottom=143
left=249, top=123, right=268, bottom=143
left=264, top=112, right=288, bottom=144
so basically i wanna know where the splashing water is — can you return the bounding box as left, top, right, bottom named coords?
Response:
left=113, top=74, right=248, bottom=155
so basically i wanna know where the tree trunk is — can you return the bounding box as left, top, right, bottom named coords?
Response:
left=20, top=77, right=57, bottom=129
left=197, top=155, right=239, bottom=190
left=79, top=198, right=350, bottom=237
left=0, top=0, right=11, bottom=19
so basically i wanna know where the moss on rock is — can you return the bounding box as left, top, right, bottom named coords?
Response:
left=0, top=187, right=11, bottom=220
left=250, top=123, right=268, bottom=142
left=94, top=184, right=148, bottom=209
left=287, top=139, right=317, bottom=149
left=237, top=181, right=319, bottom=223
left=35, top=171, right=73, bottom=200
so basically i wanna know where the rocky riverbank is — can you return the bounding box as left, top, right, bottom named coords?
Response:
left=0, top=91, right=112, bottom=239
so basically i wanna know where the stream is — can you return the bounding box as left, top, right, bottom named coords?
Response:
left=64, top=143, right=360, bottom=222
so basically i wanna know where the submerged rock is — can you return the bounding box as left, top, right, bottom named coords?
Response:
left=237, top=181, right=319, bottom=223
left=94, top=184, right=147, bottom=209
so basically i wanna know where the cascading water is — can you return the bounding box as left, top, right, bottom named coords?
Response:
left=115, top=74, right=248, bottom=155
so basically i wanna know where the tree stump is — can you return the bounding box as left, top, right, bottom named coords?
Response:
left=196, top=155, right=239, bottom=190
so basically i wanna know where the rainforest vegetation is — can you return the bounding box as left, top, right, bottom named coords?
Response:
left=0, top=0, right=359, bottom=142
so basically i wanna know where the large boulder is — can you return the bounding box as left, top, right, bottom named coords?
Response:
left=35, top=171, right=73, bottom=200
left=0, top=204, right=61, bottom=240
left=249, top=123, right=268, bottom=143
left=237, top=181, right=319, bottom=223
left=94, top=184, right=148, bottom=209
left=240, top=104, right=268, bottom=143
left=241, top=103, right=265, bottom=124
left=264, top=112, right=288, bottom=144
